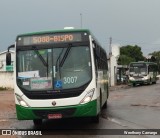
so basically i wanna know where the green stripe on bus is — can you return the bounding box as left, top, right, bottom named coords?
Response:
left=16, top=100, right=97, bottom=120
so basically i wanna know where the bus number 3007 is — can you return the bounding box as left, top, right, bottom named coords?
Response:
left=63, top=76, right=77, bottom=84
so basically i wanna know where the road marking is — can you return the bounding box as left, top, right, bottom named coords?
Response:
left=107, top=117, right=127, bottom=127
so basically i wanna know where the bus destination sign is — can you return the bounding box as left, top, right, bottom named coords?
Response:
left=131, top=63, right=145, bottom=67
left=17, top=33, right=83, bottom=46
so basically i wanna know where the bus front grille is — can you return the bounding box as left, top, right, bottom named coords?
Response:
left=33, top=108, right=76, bottom=118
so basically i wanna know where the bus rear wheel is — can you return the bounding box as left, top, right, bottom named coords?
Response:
left=33, top=119, right=42, bottom=127
left=102, top=101, right=107, bottom=109
left=91, top=114, right=99, bottom=123
left=148, top=78, right=152, bottom=85
left=153, top=81, right=156, bottom=84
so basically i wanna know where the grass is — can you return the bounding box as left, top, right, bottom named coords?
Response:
left=0, top=87, right=7, bottom=91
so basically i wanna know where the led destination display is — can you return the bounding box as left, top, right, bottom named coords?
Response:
left=17, top=33, right=83, bottom=46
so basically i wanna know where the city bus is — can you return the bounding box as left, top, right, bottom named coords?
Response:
left=129, top=62, right=158, bottom=86
left=6, top=29, right=109, bottom=126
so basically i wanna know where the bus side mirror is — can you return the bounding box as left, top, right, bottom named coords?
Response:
left=6, top=44, right=15, bottom=65
left=6, top=52, right=11, bottom=65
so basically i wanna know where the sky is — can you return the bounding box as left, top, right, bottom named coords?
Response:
left=0, top=0, right=160, bottom=56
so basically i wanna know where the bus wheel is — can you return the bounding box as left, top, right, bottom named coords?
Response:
left=149, top=78, right=152, bottom=85
left=91, top=114, right=99, bottom=123
left=33, top=119, right=42, bottom=127
left=153, top=81, right=156, bottom=84
left=133, top=83, right=136, bottom=87
left=102, top=101, right=107, bottom=109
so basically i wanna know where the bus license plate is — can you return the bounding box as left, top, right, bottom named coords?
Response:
left=137, top=79, right=142, bottom=81
left=48, top=114, right=62, bottom=119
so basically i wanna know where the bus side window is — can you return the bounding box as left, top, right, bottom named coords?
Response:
left=93, top=42, right=98, bottom=78
left=148, top=66, right=150, bottom=73
left=148, top=65, right=153, bottom=73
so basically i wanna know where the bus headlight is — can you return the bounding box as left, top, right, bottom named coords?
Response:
left=15, top=93, right=30, bottom=107
left=129, top=77, right=134, bottom=81
left=142, top=77, right=147, bottom=80
left=80, top=88, right=95, bottom=104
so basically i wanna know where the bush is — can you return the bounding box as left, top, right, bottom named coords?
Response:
left=0, top=87, right=7, bottom=91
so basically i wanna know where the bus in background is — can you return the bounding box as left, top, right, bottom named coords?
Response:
left=6, top=29, right=109, bottom=126
left=129, top=62, right=158, bottom=86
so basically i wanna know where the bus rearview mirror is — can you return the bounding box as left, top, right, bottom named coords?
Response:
left=6, top=52, right=11, bottom=65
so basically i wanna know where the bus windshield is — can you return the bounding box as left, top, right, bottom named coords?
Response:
left=129, top=63, right=147, bottom=75
left=17, top=46, right=92, bottom=91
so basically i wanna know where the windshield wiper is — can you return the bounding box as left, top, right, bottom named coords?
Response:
left=59, top=46, right=71, bottom=67
left=33, top=47, right=49, bottom=77
left=33, top=47, right=48, bottom=67
left=56, top=48, right=65, bottom=71
left=55, top=45, right=71, bottom=79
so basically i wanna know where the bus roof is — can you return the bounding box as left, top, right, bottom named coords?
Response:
left=17, top=29, right=91, bottom=37
left=16, top=28, right=106, bottom=53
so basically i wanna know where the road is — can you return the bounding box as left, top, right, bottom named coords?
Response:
left=1, top=80, right=160, bottom=138
left=108, top=81, right=160, bottom=130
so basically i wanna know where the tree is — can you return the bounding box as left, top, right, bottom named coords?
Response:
left=149, top=51, right=160, bottom=73
left=118, top=55, right=135, bottom=65
left=118, top=45, right=144, bottom=65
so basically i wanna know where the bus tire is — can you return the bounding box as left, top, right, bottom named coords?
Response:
left=153, top=81, right=156, bottom=84
left=33, top=119, right=42, bottom=127
left=92, top=92, right=101, bottom=123
left=153, top=78, right=157, bottom=84
left=149, top=78, right=152, bottom=85
left=133, top=83, right=136, bottom=87
left=102, top=101, right=107, bottom=109
left=91, top=114, right=99, bottom=123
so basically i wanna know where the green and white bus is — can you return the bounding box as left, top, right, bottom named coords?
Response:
left=6, top=29, right=109, bottom=125
left=129, top=62, right=158, bottom=86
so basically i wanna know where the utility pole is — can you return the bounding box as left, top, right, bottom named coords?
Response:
left=109, top=37, right=112, bottom=87
left=109, top=37, right=112, bottom=56
left=80, top=13, right=82, bottom=29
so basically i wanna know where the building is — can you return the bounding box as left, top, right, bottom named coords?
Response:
left=108, top=44, right=120, bottom=86
left=0, top=50, right=15, bottom=89
left=108, top=55, right=117, bottom=86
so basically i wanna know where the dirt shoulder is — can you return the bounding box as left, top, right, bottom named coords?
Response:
left=0, top=90, right=16, bottom=129
left=0, top=85, right=130, bottom=129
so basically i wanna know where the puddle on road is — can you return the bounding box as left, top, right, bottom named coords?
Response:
left=131, top=103, right=160, bottom=107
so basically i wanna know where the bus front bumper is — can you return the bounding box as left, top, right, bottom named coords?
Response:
left=129, top=79, right=149, bottom=84
left=16, top=100, right=97, bottom=120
